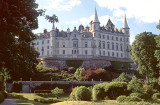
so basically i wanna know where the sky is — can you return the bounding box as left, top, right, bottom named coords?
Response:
left=34, top=0, right=160, bottom=44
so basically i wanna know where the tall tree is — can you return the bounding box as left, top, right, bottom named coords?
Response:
left=131, top=32, right=159, bottom=85
left=0, top=0, right=43, bottom=80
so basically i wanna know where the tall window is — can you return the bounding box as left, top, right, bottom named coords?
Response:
left=112, top=43, right=114, bottom=50
left=107, top=35, right=109, bottom=39
left=74, top=50, right=76, bottom=54
left=121, top=53, right=123, bottom=57
left=103, top=51, right=105, bottom=56
left=42, top=52, right=44, bottom=55
left=120, top=38, right=122, bottom=41
left=103, top=42, right=105, bottom=49
left=48, top=40, right=49, bottom=43
left=63, top=42, right=65, bottom=47
left=116, top=37, right=118, bottom=41
left=103, top=35, right=105, bottom=39
left=63, top=50, right=65, bottom=54
left=108, top=52, right=110, bottom=56
left=117, top=53, right=119, bottom=57
left=42, top=47, right=44, bottom=51
left=85, top=42, right=88, bottom=48
left=73, top=41, right=78, bottom=47
left=47, top=46, right=49, bottom=49
left=74, top=34, right=76, bottom=37
left=47, top=51, right=49, bottom=55
left=37, top=41, right=39, bottom=45
left=120, top=44, right=123, bottom=51
left=112, top=52, right=114, bottom=57
left=99, top=34, right=101, bottom=38
left=107, top=42, right=110, bottom=49
left=112, top=36, right=114, bottom=40
left=77, top=50, right=79, bottom=54
left=42, top=40, right=44, bottom=44
left=85, top=50, right=87, bottom=55
left=116, top=43, right=118, bottom=50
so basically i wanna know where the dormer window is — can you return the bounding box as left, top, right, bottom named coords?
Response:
left=74, top=34, right=76, bottom=37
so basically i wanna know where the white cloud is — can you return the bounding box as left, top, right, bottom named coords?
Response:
left=43, top=0, right=81, bottom=11
left=94, top=0, right=160, bottom=23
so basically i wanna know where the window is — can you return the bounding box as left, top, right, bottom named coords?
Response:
left=73, top=41, right=78, bottom=47
left=47, top=46, right=49, bottom=49
left=63, top=42, right=65, bottom=47
left=117, top=53, right=119, bottom=57
left=108, top=52, right=110, bottom=56
left=42, top=40, right=44, bottom=44
left=37, top=41, right=39, bottom=45
left=112, top=52, right=114, bottom=57
left=103, top=51, right=105, bottom=55
left=47, top=51, right=49, bottom=55
left=103, top=35, right=105, bottom=39
left=116, top=43, right=118, bottom=50
left=42, top=47, right=44, bottom=51
left=107, top=42, right=110, bottom=49
left=99, top=41, right=101, bottom=48
left=107, top=36, right=109, bottom=39
left=42, top=52, right=44, bottom=55
left=99, top=51, right=101, bottom=55
left=85, top=42, right=88, bottom=48
left=74, top=50, right=76, bottom=54
left=103, top=42, right=105, bottom=49
left=121, top=53, right=123, bottom=57
left=77, top=50, right=79, bottom=54
left=120, top=38, right=122, bottom=41
left=112, top=43, right=114, bottom=50
left=48, top=40, right=49, bottom=43
left=99, top=34, right=101, bottom=38
left=112, top=36, right=114, bottom=40
left=85, top=50, right=87, bottom=55
left=72, top=50, right=73, bottom=54
left=63, top=50, right=65, bottom=54
left=126, top=38, right=128, bottom=42
left=120, top=44, right=123, bottom=51
left=116, top=37, right=118, bottom=41
left=74, top=34, right=76, bottom=37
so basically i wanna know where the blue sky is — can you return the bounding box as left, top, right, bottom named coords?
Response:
left=34, top=0, right=160, bottom=44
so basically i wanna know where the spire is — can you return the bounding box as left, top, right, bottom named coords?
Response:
left=123, top=14, right=129, bottom=28
left=93, top=7, right=99, bottom=23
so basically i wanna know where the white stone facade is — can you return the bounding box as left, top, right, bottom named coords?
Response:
left=32, top=8, right=130, bottom=60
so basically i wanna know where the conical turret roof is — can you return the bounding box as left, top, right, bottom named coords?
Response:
left=93, top=7, right=99, bottom=23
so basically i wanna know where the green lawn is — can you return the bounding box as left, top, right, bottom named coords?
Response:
left=8, top=93, right=160, bottom=105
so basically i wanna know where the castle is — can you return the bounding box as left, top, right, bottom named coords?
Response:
left=32, top=8, right=131, bottom=69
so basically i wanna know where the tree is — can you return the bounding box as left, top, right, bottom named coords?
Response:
left=131, top=32, right=159, bottom=85
left=0, top=0, right=44, bottom=80
left=74, top=68, right=85, bottom=81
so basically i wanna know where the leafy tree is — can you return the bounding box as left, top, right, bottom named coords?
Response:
left=51, top=87, right=64, bottom=98
left=74, top=68, right=85, bottom=81
left=112, top=73, right=130, bottom=82
left=131, top=32, right=159, bottom=85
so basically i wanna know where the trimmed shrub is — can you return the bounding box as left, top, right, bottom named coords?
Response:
left=51, top=87, right=64, bottom=98
left=92, top=83, right=107, bottom=100
left=129, top=93, right=143, bottom=98
left=116, top=95, right=127, bottom=102
left=34, top=98, right=61, bottom=103
left=74, top=68, right=85, bottom=81
left=75, top=86, right=92, bottom=101
left=112, top=73, right=130, bottom=82
left=104, top=82, right=129, bottom=99
left=70, top=87, right=79, bottom=100
left=152, top=93, right=160, bottom=100
left=12, top=81, right=22, bottom=93
left=125, top=96, right=141, bottom=102
left=0, top=92, right=4, bottom=103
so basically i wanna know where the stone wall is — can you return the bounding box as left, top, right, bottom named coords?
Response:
left=40, top=57, right=111, bottom=69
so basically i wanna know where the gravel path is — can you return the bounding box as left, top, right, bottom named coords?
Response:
left=1, top=98, right=17, bottom=105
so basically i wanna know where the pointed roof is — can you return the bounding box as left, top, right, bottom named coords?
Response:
left=93, top=7, right=100, bottom=23
left=123, top=14, right=129, bottom=28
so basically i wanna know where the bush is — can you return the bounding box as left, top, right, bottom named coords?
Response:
left=142, top=84, right=153, bottom=99
left=0, top=92, right=4, bottom=103
left=75, top=86, right=92, bottom=101
left=152, top=93, right=160, bottom=100
left=34, top=98, right=61, bottom=103
left=116, top=95, right=127, bottom=102
left=12, top=81, right=22, bottom=93
left=70, top=87, right=79, bottom=100
left=125, top=96, right=141, bottom=102
left=74, top=68, right=85, bottom=81
left=68, top=67, right=75, bottom=73
left=51, top=87, right=64, bottom=98
left=92, top=83, right=107, bottom=100
left=129, top=93, right=143, bottom=98
left=112, top=73, right=130, bottom=82
left=104, top=82, right=129, bottom=99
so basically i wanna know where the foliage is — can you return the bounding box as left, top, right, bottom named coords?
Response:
left=116, top=95, right=127, bottom=102
left=34, top=90, right=51, bottom=93
left=104, top=65, right=117, bottom=72
left=129, top=93, right=143, bottom=98
left=131, top=32, right=159, bottom=85
left=104, top=82, right=129, bottom=100
left=0, top=92, right=4, bottom=103
left=12, top=81, right=22, bottom=93
left=83, top=69, right=107, bottom=81
left=51, top=87, right=64, bottom=98
left=66, top=60, right=83, bottom=68
left=92, top=83, right=107, bottom=100
left=127, top=76, right=144, bottom=93
left=152, top=93, right=160, bottom=100
left=70, top=87, right=79, bottom=100
left=112, top=73, right=131, bottom=82
left=75, top=86, right=92, bottom=101
left=68, top=67, right=75, bottom=73
left=74, top=68, right=85, bottom=81
left=110, top=61, right=130, bottom=69
left=34, top=98, right=61, bottom=103
left=125, top=96, right=141, bottom=102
